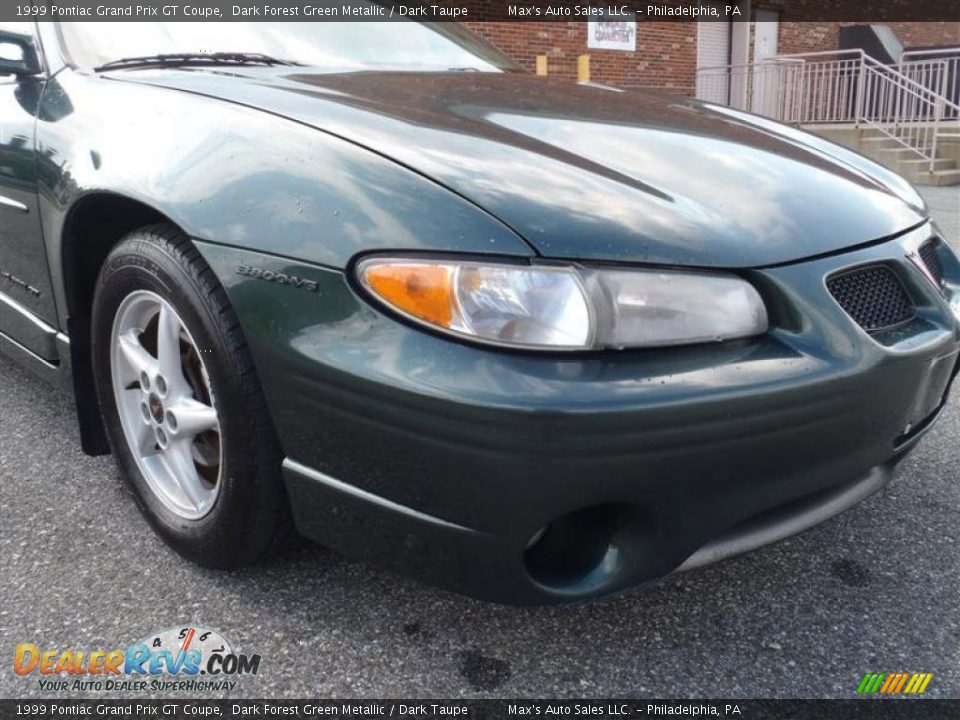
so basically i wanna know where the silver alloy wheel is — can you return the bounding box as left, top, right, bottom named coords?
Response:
left=110, top=290, right=222, bottom=520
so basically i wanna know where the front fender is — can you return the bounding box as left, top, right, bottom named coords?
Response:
left=36, top=69, right=534, bottom=326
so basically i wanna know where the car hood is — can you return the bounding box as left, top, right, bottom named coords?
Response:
left=121, top=69, right=928, bottom=268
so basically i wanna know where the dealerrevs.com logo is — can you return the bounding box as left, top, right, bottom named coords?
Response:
left=13, top=626, right=261, bottom=693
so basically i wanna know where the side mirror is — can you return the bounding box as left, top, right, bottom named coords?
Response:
left=0, top=30, right=42, bottom=77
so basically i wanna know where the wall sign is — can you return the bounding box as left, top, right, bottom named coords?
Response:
left=587, top=16, right=637, bottom=51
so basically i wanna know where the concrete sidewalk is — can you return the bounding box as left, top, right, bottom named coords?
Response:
left=921, top=185, right=960, bottom=250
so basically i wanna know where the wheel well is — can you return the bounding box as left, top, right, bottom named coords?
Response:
left=61, top=193, right=171, bottom=456
left=62, top=193, right=168, bottom=319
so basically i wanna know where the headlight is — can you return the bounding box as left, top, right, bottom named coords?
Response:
left=356, top=257, right=768, bottom=351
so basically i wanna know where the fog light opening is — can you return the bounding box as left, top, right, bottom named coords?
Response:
left=524, top=504, right=640, bottom=589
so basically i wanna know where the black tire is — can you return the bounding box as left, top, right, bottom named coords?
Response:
left=91, top=223, right=289, bottom=567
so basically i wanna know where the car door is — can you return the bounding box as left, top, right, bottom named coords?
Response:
left=0, top=20, right=59, bottom=363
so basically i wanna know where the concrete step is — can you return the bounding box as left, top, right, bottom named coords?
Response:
left=862, top=124, right=960, bottom=138
left=897, top=157, right=957, bottom=172
left=859, top=147, right=910, bottom=166
left=859, top=147, right=959, bottom=185
left=930, top=168, right=960, bottom=186
left=861, top=135, right=905, bottom=148
left=864, top=143, right=958, bottom=165
left=935, top=140, right=960, bottom=165
left=805, top=124, right=960, bottom=184
left=863, top=136, right=940, bottom=150
left=860, top=139, right=943, bottom=159
left=899, top=168, right=960, bottom=186
left=874, top=146, right=928, bottom=160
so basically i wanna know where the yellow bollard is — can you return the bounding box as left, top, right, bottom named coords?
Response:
left=577, top=54, right=591, bottom=82
left=536, top=54, right=548, bottom=76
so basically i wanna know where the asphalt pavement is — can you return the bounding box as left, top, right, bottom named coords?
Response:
left=1, top=188, right=958, bottom=700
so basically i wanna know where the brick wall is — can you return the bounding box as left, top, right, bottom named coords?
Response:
left=465, top=19, right=960, bottom=96
left=465, top=21, right=699, bottom=94
left=775, top=21, right=960, bottom=55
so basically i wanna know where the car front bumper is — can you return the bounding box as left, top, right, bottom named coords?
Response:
left=197, top=223, right=960, bottom=605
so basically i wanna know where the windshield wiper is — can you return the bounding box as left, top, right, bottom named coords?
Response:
left=95, top=52, right=301, bottom=72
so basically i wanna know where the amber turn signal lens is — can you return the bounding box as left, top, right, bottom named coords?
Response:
left=361, top=263, right=455, bottom=328
left=356, top=257, right=766, bottom=350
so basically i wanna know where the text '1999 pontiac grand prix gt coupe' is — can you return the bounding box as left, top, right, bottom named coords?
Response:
left=1, top=19, right=958, bottom=605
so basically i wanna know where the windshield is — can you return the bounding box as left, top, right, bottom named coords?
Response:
left=58, top=20, right=522, bottom=73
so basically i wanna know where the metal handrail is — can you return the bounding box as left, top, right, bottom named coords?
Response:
left=899, top=47, right=960, bottom=121
left=860, top=61, right=947, bottom=169
left=776, top=49, right=960, bottom=109
left=694, top=48, right=960, bottom=173
left=900, top=47, right=960, bottom=61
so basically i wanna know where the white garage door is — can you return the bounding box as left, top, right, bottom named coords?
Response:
left=751, top=10, right=781, bottom=114
left=696, top=18, right=731, bottom=103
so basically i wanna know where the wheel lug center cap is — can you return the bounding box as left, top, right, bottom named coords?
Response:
left=148, top=394, right=165, bottom=424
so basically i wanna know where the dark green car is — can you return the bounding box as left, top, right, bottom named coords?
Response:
left=1, top=20, right=958, bottom=605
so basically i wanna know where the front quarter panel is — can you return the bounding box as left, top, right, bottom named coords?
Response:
left=36, top=69, right=534, bottom=324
